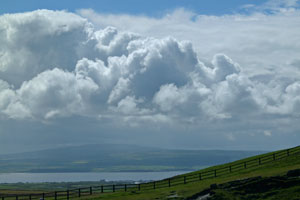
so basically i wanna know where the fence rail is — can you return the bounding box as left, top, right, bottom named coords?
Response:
left=1, top=145, right=299, bottom=200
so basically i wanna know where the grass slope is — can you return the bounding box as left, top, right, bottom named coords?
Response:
left=76, top=146, right=300, bottom=200
left=207, top=175, right=300, bottom=200
left=1, top=146, right=299, bottom=199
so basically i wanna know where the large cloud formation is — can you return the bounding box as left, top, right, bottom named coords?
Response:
left=0, top=9, right=300, bottom=150
left=0, top=9, right=300, bottom=121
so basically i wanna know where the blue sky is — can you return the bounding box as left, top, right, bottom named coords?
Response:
left=0, top=0, right=268, bottom=16
left=0, top=0, right=300, bottom=153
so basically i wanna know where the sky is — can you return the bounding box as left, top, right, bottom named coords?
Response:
left=0, top=0, right=268, bottom=16
left=0, top=0, right=300, bottom=154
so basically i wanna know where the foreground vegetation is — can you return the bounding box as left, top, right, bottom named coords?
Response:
left=0, top=180, right=137, bottom=192
left=1, top=146, right=299, bottom=199
left=77, top=146, right=300, bottom=200
left=206, top=173, right=300, bottom=200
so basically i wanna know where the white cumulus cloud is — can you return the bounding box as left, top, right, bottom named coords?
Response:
left=0, top=8, right=300, bottom=150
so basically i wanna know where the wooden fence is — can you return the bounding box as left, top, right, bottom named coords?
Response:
left=1, top=145, right=299, bottom=200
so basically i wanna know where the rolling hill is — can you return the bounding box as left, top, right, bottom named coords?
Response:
left=0, top=146, right=299, bottom=200
left=76, top=145, right=300, bottom=200
left=0, top=144, right=264, bottom=173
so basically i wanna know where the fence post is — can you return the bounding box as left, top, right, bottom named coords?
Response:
left=229, top=165, right=232, bottom=173
left=287, top=149, right=290, bottom=156
left=184, top=176, right=186, bottom=184
left=29, top=194, right=32, bottom=200
left=138, top=184, right=141, bottom=191
left=258, top=158, right=261, bottom=165
left=55, top=191, right=57, bottom=200
left=168, top=179, right=171, bottom=187
left=78, top=188, right=81, bottom=197
left=1, top=197, right=4, bottom=200
left=199, top=173, right=202, bottom=180
left=42, top=193, right=45, bottom=200
left=67, top=190, right=69, bottom=200
left=113, top=185, right=115, bottom=192
left=101, top=185, right=104, bottom=193
left=16, top=195, right=18, bottom=200
left=244, top=162, right=247, bottom=169
left=214, top=170, right=217, bottom=177
left=273, top=153, right=276, bottom=161
left=125, top=184, right=127, bottom=192
left=153, top=182, right=156, bottom=189
left=89, top=187, right=92, bottom=195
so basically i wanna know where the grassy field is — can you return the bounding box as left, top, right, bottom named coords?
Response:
left=76, top=146, right=300, bottom=200
left=0, top=180, right=136, bottom=192
left=206, top=175, right=300, bottom=200
left=1, top=146, right=299, bottom=199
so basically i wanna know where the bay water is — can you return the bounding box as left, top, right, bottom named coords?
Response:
left=0, top=171, right=190, bottom=183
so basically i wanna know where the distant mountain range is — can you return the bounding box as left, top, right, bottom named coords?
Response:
left=0, top=144, right=266, bottom=173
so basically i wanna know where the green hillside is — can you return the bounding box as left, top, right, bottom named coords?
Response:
left=78, top=146, right=300, bottom=200
left=0, top=146, right=299, bottom=200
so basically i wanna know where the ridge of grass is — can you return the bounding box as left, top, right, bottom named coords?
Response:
left=1, top=146, right=299, bottom=200
left=77, top=146, right=300, bottom=200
